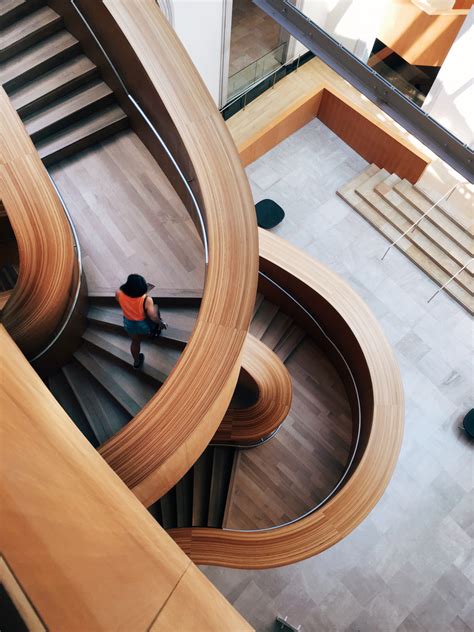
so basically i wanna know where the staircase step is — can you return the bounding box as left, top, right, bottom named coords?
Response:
left=10, top=54, right=98, bottom=117
left=192, top=449, right=213, bottom=527
left=36, top=104, right=128, bottom=165
left=159, top=488, right=177, bottom=530
left=24, top=79, right=114, bottom=142
left=0, top=0, right=45, bottom=29
left=222, top=450, right=241, bottom=529
left=250, top=299, right=279, bottom=339
left=252, top=292, right=264, bottom=318
left=175, top=468, right=193, bottom=528
left=82, top=325, right=180, bottom=384
left=74, top=346, right=143, bottom=417
left=414, top=179, right=473, bottom=235
left=273, top=324, right=305, bottom=363
left=207, top=446, right=234, bottom=528
left=395, top=180, right=473, bottom=256
left=338, top=181, right=473, bottom=314
left=48, top=371, right=99, bottom=448
left=0, top=6, right=62, bottom=62
left=356, top=170, right=473, bottom=294
left=1, top=30, right=80, bottom=91
left=62, top=360, right=131, bottom=445
left=260, top=311, right=293, bottom=351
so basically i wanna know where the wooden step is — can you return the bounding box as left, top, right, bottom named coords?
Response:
left=24, top=79, right=114, bottom=142
left=82, top=325, right=180, bottom=384
left=1, top=30, right=80, bottom=91
left=222, top=450, right=241, bottom=529
left=74, top=346, right=143, bottom=417
left=192, top=449, right=213, bottom=527
left=10, top=54, right=98, bottom=117
left=338, top=178, right=473, bottom=314
left=250, top=298, right=279, bottom=339
left=395, top=180, right=473, bottom=256
left=48, top=371, right=99, bottom=448
left=356, top=169, right=473, bottom=295
left=0, top=6, right=62, bottom=62
left=207, top=446, right=234, bottom=528
left=0, top=0, right=45, bottom=29
left=414, top=179, right=473, bottom=235
left=375, top=174, right=473, bottom=259
left=175, top=468, right=193, bottom=528
left=273, top=324, right=305, bottom=362
left=36, top=104, right=128, bottom=165
left=159, top=488, right=177, bottom=530
left=260, top=310, right=293, bottom=351
left=252, top=292, right=264, bottom=318
left=62, top=360, right=131, bottom=445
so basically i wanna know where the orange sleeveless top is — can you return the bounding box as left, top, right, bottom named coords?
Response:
left=117, top=291, right=147, bottom=321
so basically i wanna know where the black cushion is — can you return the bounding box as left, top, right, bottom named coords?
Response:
left=255, top=199, right=285, bottom=229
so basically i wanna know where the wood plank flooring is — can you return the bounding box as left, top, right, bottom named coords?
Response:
left=49, top=129, right=205, bottom=294
left=225, top=336, right=352, bottom=530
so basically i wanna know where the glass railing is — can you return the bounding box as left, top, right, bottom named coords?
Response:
left=369, top=58, right=427, bottom=107
left=227, top=42, right=287, bottom=102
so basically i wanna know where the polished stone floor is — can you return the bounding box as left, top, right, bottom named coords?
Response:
left=201, top=119, right=473, bottom=632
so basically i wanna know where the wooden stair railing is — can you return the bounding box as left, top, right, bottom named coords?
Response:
left=0, top=87, right=76, bottom=358
left=55, top=0, right=259, bottom=506
left=166, top=231, right=404, bottom=569
left=0, top=325, right=252, bottom=631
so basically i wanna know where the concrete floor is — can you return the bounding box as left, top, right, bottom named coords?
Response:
left=201, top=119, right=473, bottom=632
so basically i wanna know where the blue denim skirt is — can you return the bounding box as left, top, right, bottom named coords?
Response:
left=123, top=317, right=153, bottom=336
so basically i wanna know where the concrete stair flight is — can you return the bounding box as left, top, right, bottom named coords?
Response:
left=337, top=165, right=473, bottom=314
left=0, top=0, right=129, bottom=164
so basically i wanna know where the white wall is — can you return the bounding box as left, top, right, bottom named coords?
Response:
left=170, top=0, right=232, bottom=107
left=422, top=8, right=474, bottom=149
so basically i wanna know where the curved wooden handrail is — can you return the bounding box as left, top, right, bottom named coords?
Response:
left=0, top=326, right=251, bottom=630
left=167, top=230, right=404, bottom=568
left=89, top=0, right=259, bottom=506
left=214, top=334, right=292, bottom=444
left=0, top=88, right=76, bottom=358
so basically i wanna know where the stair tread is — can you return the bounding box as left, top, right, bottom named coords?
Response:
left=24, top=79, right=113, bottom=138
left=260, top=310, right=293, bottom=351
left=0, top=0, right=45, bottom=27
left=36, top=103, right=128, bottom=161
left=74, top=345, right=144, bottom=417
left=395, top=180, right=473, bottom=255
left=207, top=446, right=234, bottom=528
left=48, top=371, right=99, bottom=448
left=62, top=360, right=131, bottom=445
left=250, top=299, right=279, bottom=339
left=1, top=6, right=61, bottom=60
left=273, top=324, right=305, bottom=362
left=356, top=171, right=473, bottom=293
left=252, top=293, right=264, bottom=318
left=10, top=54, right=97, bottom=115
left=338, top=184, right=473, bottom=313
left=83, top=324, right=180, bottom=384
left=414, top=180, right=474, bottom=234
left=192, top=449, right=213, bottom=527
left=1, top=30, right=79, bottom=88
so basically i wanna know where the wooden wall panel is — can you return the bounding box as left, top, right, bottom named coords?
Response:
left=318, top=90, right=428, bottom=183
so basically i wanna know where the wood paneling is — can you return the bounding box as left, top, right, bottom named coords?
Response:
left=0, top=87, right=76, bottom=357
left=377, top=0, right=466, bottom=66
left=64, top=0, right=259, bottom=506
left=167, top=230, right=404, bottom=569
left=0, top=325, right=252, bottom=631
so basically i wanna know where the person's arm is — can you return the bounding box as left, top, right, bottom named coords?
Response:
left=145, top=296, right=167, bottom=328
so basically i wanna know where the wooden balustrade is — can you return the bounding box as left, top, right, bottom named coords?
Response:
left=0, top=88, right=76, bottom=357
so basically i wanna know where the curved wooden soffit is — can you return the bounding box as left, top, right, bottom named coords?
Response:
left=0, top=88, right=75, bottom=358
left=168, top=231, right=404, bottom=569
left=96, top=0, right=259, bottom=506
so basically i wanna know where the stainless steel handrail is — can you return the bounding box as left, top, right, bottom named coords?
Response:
left=70, top=0, right=209, bottom=263
left=381, top=183, right=458, bottom=260
left=219, top=270, right=362, bottom=532
left=220, top=51, right=303, bottom=113
left=29, top=175, right=82, bottom=362
left=427, top=257, right=474, bottom=304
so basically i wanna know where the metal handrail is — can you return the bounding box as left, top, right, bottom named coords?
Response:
left=220, top=51, right=303, bottom=113
left=29, top=175, right=82, bottom=362
left=381, top=183, right=458, bottom=260
left=221, top=270, right=362, bottom=532
left=70, top=0, right=209, bottom=263
left=427, top=257, right=474, bottom=303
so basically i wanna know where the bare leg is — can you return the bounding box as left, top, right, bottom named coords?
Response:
left=130, top=335, right=141, bottom=363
